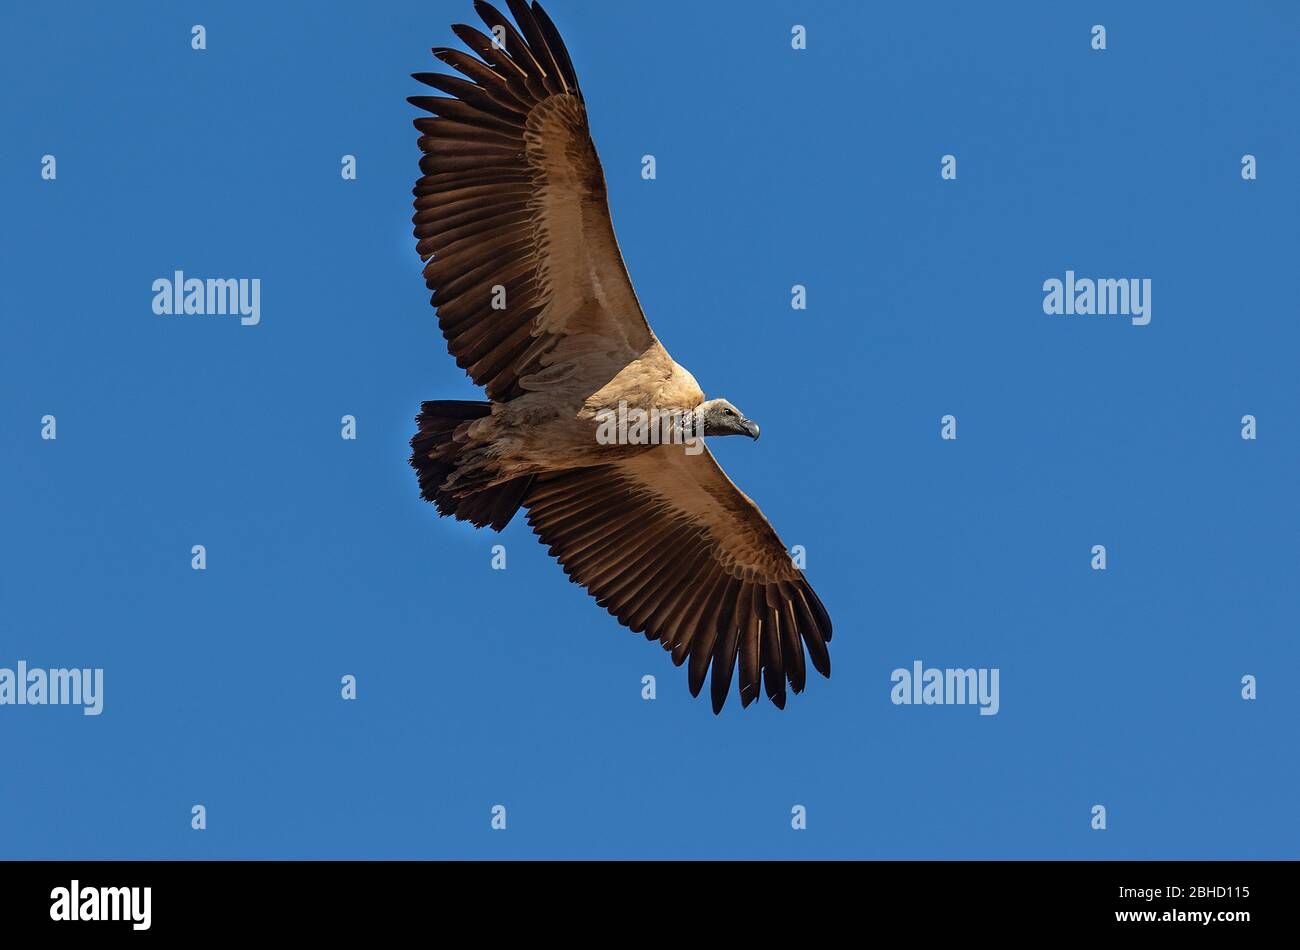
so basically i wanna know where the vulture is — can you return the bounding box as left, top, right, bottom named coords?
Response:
left=407, top=0, right=833, bottom=712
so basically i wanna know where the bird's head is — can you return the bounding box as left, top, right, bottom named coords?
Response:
left=698, top=399, right=760, bottom=441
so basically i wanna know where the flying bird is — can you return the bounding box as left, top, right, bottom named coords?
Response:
left=407, top=0, right=832, bottom=712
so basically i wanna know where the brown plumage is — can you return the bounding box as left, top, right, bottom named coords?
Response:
left=408, top=0, right=832, bottom=712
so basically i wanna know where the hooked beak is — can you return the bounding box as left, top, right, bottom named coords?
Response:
left=742, top=418, right=760, bottom=441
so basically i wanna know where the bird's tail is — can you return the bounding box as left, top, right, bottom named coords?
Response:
left=409, top=400, right=534, bottom=532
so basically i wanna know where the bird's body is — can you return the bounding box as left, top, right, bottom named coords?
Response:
left=408, top=0, right=833, bottom=712
left=432, top=347, right=703, bottom=482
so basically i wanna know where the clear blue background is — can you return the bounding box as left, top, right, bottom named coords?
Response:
left=1, top=0, right=1296, bottom=859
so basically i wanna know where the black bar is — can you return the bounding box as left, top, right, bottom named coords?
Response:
left=0, top=859, right=1284, bottom=936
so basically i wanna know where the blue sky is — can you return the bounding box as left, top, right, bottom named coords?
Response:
left=1, top=0, right=1296, bottom=858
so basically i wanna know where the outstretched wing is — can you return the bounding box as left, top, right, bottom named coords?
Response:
left=411, top=0, right=657, bottom=401
left=524, top=446, right=833, bottom=713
